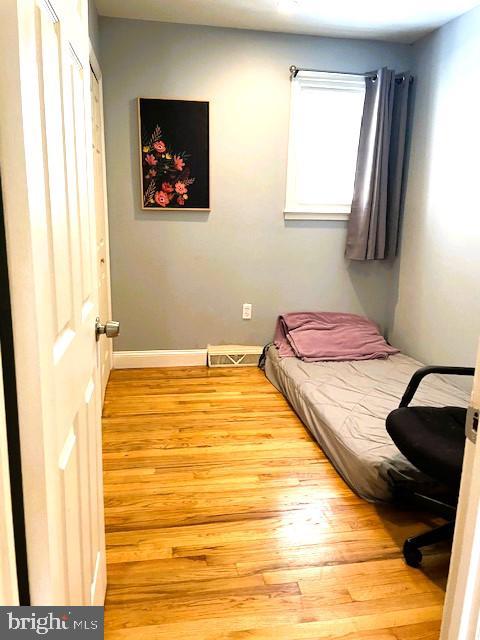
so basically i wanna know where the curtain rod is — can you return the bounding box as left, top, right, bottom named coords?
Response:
left=289, top=65, right=413, bottom=84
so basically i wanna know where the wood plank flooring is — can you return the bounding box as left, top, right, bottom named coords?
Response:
left=102, top=366, right=448, bottom=639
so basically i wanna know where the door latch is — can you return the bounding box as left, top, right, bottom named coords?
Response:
left=466, top=405, right=479, bottom=444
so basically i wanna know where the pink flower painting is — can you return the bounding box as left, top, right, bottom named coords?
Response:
left=139, top=98, right=209, bottom=209
left=141, top=124, right=195, bottom=209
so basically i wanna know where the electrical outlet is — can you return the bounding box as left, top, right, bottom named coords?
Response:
left=242, top=303, right=252, bottom=320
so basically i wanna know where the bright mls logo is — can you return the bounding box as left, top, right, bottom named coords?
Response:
left=0, top=607, right=104, bottom=638
left=8, top=612, right=69, bottom=634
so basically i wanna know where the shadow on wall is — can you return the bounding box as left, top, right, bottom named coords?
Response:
left=347, top=258, right=396, bottom=335
left=129, top=98, right=211, bottom=224
left=135, top=210, right=210, bottom=223
left=284, top=220, right=346, bottom=231
left=385, top=75, right=418, bottom=336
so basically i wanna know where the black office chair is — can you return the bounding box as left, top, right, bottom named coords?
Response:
left=386, top=365, right=475, bottom=568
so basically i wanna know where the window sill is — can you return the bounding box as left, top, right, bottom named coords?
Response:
left=284, top=210, right=350, bottom=221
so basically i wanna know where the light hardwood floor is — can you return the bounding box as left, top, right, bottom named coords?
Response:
left=102, top=366, right=448, bottom=639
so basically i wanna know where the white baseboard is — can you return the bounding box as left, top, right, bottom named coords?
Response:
left=113, top=349, right=207, bottom=369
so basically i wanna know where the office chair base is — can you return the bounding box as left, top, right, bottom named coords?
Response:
left=403, top=541, right=423, bottom=568
left=403, top=521, right=455, bottom=568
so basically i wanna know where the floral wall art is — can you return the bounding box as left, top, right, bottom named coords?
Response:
left=138, top=98, right=210, bottom=211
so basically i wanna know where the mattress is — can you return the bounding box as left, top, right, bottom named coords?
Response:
left=265, top=344, right=470, bottom=502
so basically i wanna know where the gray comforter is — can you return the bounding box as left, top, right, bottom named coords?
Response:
left=265, top=345, right=469, bottom=502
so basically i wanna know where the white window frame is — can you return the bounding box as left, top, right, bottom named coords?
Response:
left=284, top=71, right=366, bottom=221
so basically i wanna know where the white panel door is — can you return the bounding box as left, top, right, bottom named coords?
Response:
left=0, top=0, right=106, bottom=604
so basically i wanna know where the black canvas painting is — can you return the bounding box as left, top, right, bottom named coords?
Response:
left=138, top=98, right=210, bottom=210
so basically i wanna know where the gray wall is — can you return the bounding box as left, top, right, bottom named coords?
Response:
left=99, top=18, right=412, bottom=351
left=389, top=5, right=480, bottom=366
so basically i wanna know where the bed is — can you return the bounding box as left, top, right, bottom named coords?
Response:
left=264, top=343, right=470, bottom=502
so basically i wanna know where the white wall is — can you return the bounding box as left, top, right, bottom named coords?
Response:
left=99, top=18, right=412, bottom=351
left=389, top=5, right=480, bottom=366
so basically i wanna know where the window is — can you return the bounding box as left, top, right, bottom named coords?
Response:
left=285, top=71, right=366, bottom=220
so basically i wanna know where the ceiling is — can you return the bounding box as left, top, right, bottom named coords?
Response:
left=95, top=0, right=480, bottom=43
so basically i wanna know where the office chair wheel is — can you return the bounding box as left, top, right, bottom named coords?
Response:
left=403, top=540, right=423, bottom=568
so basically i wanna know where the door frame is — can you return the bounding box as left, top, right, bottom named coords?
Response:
left=89, top=43, right=113, bottom=393
left=0, top=175, right=29, bottom=605
left=441, top=340, right=480, bottom=638
left=0, top=342, right=19, bottom=605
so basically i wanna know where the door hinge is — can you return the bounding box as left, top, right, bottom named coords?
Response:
left=466, top=405, right=479, bottom=444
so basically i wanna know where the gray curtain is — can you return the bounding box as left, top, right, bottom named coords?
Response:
left=345, top=67, right=412, bottom=261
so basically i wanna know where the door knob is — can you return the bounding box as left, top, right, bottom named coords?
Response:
left=95, top=317, right=120, bottom=341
